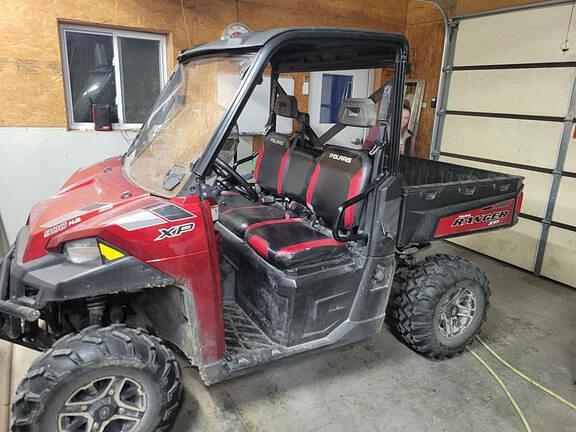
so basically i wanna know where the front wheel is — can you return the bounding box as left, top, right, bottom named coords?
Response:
left=11, top=325, right=181, bottom=432
left=391, top=254, right=491, bottom=359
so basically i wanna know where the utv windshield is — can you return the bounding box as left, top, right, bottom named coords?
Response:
left=123, top=53, right=256, bottom=197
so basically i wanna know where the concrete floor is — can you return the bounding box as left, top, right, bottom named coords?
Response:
left=1, top=242, right=575, bottom=431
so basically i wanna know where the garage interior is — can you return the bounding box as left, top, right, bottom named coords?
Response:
left=0, top=0, right=575, bottom=431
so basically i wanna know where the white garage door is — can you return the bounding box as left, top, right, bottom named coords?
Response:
left=435, top=3, right=576, bottom=287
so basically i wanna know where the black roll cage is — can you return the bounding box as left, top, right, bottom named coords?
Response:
left=178, top=28, right=408, bottom=185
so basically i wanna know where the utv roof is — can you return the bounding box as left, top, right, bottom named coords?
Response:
left=178, top=27, right=408, bottom=72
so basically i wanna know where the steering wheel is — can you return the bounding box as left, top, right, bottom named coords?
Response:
left=213, top=157, right=259, bottom=201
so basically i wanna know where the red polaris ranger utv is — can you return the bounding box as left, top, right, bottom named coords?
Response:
left=1, top=28, right=523, bottom=431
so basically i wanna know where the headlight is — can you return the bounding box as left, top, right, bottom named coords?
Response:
left=63, top=238, right=125, bottom=265
left=63, top=238, right=101, bottom=265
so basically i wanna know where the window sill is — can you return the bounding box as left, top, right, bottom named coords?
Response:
left=67, top=124, right=141, bottom=132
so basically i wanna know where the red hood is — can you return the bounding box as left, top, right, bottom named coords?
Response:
left=24, top=157, right=150, bottom=262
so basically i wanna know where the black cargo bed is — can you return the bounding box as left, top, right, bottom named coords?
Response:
left=397, top=156, right=524, bottom=247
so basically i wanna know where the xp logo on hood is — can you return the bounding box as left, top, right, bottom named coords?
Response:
left=112, top=204, right=197, bottom=240
left=155, top=222, right=196, bottom=241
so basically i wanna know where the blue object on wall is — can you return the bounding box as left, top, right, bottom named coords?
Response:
left=320, top=74, right=353, bottom=124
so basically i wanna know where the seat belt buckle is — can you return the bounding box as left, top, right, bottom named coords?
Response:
left=369, top=139, right=384, bottom=156
left=260, top=195, right=275, bottom=204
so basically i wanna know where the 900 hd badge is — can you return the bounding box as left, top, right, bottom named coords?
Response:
left=155, top=222, right=195, bottom=241
left=43, top=217, right=82, bottom=238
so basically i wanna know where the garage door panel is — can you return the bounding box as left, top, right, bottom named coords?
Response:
left=447, top=69, right=574, bottom=116
left=449, top=218, right=540, bottom=271
left=441, top=115, right=561, bottom=168
left=440, top=156, right=551, bottom=218
left=553, top=177, right=576, bottom=226
left=453, top=5, right=576, bottom=65
left=542, top=226, right=576, bottom=287
left=444, top=4, right=576, bottom=286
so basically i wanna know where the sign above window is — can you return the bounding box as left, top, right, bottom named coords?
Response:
left=59, top=24, right=167, bottom=129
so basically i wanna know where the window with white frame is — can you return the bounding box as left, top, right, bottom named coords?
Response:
left=60, top=24, right=167, bottom=128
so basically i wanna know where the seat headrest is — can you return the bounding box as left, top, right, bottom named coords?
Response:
left=274, top=95, right=299, bottom=118
left=338, top=98, right=377, bottom=128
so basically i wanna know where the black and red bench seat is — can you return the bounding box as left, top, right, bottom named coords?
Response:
left=220, top=145, right=372, bottom=269
left=219, top=192, right=287, bottom=237
left=244, top=219, right=347, bottom=269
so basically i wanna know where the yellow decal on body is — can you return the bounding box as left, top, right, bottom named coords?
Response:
left=98, top=243, right=125, bottom=261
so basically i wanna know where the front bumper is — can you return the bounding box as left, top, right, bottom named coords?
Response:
left=0, top=244, right=40, bottom=321
left=0, top=239, right=46, bottom=350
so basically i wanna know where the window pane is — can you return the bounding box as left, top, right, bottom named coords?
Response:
left=119, top=37, right=161, bottom=123
left=65, top=31, right=118, bottom=123
left=320, top=74, right=353, bottom=124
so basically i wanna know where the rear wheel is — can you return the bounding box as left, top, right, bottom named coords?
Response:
left=11, top=325, right=181, bottom=432
left=391, top=254, right=490, bottom=359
